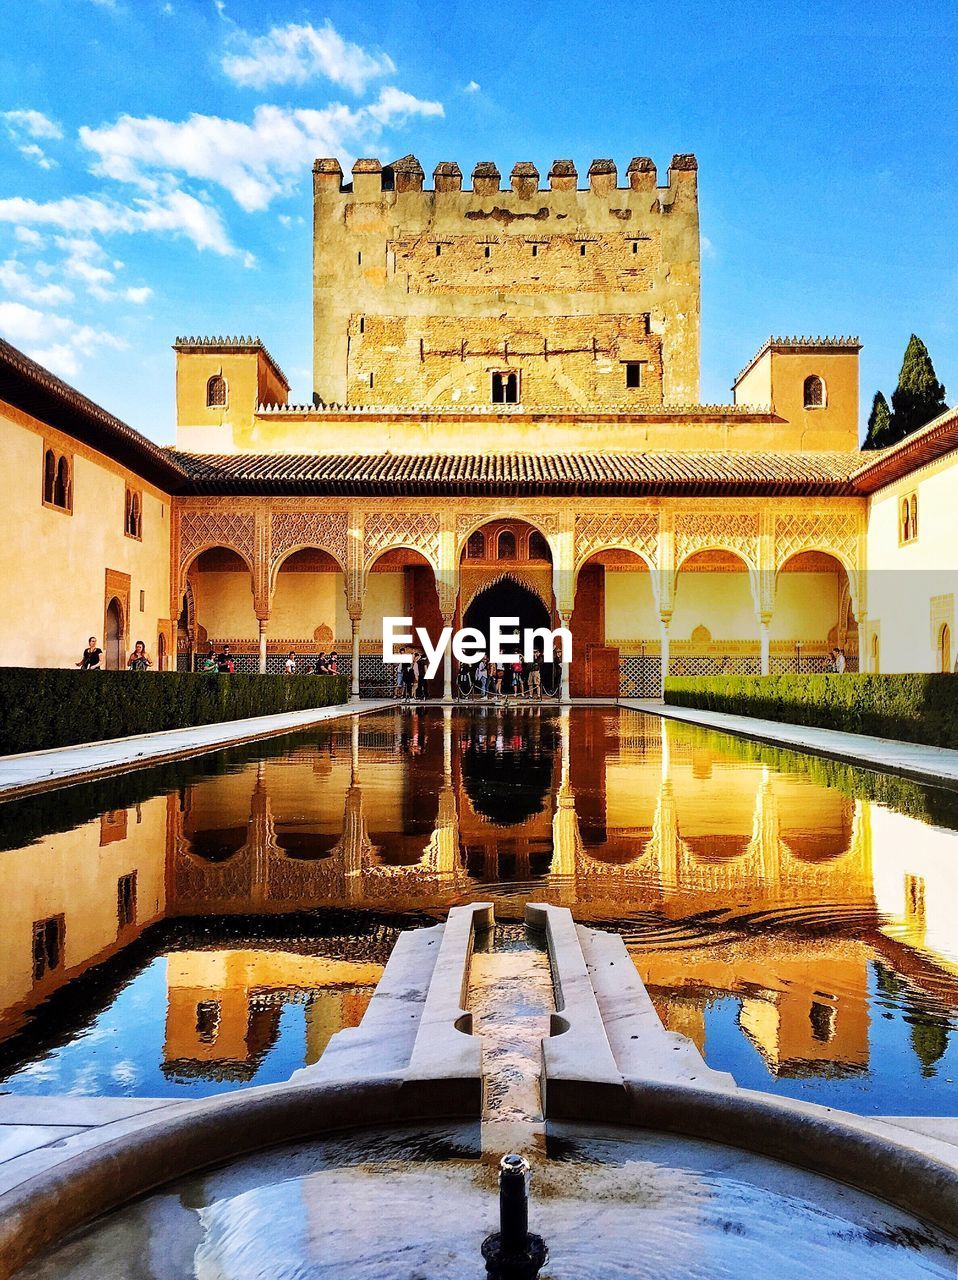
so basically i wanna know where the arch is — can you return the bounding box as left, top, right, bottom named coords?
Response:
left=939, top=623, right=951, bottom=674
left=573, top=544, right=656, bottom=585
left=179, top=542, right=256, bottom=595
left=455, top=513, right=556, bottom=561
left=901, top=498, right=911, bottom=543
left=803, top=374, right=826, bottom=408
left=54, top=455, right=71, bottom=509
left=363, top=542, right=438, bottom=588
left=206, top=374, right=228, bottom=408
left=497, top=529, right=517, bottom=560
left=676, top=545, right=755, bottom=575
left=269, top=544, right=346, bottom=594
left=466, top=531, right=485, bottom=560
left=105, top=597, right=124, bottom=670
left=528, top=530, right=552, bottom=562
left=871, top=631, right=880, bottom=674
left=43, top=449, right=56, bottom=503
left=157, top=631, right=167, bottom=672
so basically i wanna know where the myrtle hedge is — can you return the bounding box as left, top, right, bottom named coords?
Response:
left=0, top=668, right=348, bottom=756
left=664, top=673, right=958, bottom=750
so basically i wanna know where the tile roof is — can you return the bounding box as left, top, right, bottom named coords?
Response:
left=175, top=449, right=862, bottom=496
left=851, top=404, right=958, bottom=493
left=0, top=337, right=186, bottom=490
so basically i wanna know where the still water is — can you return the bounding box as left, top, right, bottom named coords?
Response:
left=2, top=707, right=958, bottom=1114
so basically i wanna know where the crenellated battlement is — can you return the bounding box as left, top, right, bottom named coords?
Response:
left=312, top=153, right=697, bottom=198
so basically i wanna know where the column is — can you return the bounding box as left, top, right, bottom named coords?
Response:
left=857, top=612, right=868, bottom=673
left=350, top=614, right=361, bottom=701
left=659, top=613, right=671, bottom=696
left=257, top=617, right=268, bottom=674
left=442, top=643, right=453, bottom=704
left=558, top=613, right=572, bottom=705
left=760, top=617, right=771, bottom=676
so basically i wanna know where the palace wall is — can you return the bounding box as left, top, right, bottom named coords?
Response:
left=865, top=450, right=958, bottom=672
left=0, top=401, right=173, bottom=670
left=312, top=154, right=700, bottom=408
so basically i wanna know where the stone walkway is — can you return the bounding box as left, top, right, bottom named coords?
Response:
left=0, top=699, right=395, bottom=800
left=622, top=698, right=958, bottom=789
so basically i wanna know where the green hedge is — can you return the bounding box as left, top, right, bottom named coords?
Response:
left=0, top=668, right=348, bottom=755
left=664, top=673, right=958, bottom=750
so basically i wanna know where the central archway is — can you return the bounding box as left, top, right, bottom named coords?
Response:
left=462, top=577, right=552, bottom=657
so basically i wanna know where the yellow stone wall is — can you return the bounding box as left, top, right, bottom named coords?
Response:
left=0, top=794, right=168, bottom=1034
left=0, top=401, right=173, bottom=669
left=733, top=346, right=860, bottom=450
left=175, top=345, right=289, bottom=454
left=313, top=158, right=700, bottom=408
left=865, top=450, right=958, bottom=672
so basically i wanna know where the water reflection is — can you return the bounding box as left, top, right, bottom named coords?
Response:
left=1, top=707, right=958, bottom=1111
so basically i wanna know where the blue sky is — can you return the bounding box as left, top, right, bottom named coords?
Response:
left=0, top=0, right=954, bottom=444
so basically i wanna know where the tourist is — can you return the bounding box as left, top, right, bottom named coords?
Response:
left=402, top=651, right=417, bottom=701
left=284, top=651, right=297, bottom=675
left=216, top=646, right=234, bottom=674
left=201, top=651, right=217, bottom=673
left=77, top=636, right=102, bottom=670
left=394, top=651, right=405, bottom=697
left=313, top=653, right=328, bottom=674
left=835, top=648, right=847, bottom=673
left=491, top=661, right=503, bottom=701
left=417, top=650, right=428, bottom=700
left=127, top=640, right=151, bottom=671
left=328, top=651, right=338, bottom=674
left=528, top=649, right=543, bottom=701
left=475, top=655, right=489, bottom=698
left=511, top=659, right=524, bottom=697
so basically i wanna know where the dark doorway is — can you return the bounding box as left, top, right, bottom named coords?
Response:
left=462, top=577, right=556, bottom=694
left=105, top=598, right=123, bottom=670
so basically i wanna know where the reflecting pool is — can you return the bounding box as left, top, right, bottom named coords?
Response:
left=1, top=707, right=958, bottom=1113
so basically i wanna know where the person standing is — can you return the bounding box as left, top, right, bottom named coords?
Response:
left=475, top=656, right=489, bottom=699
left=77, top=637, right=102, bottom=670
left=127, top=641, right=151, bottom=671
left=394, top=650, right=406, bottom=698
left=835, top=648, right=847, bottom=674
left=216, top=646, right=234, bottom=674
left=528, top=649, right=542, bottom=701
left=417, top=650, right=429, bottom=700
left=402, top=651, right=417, bottom=702
left=284, top=651, right=297, bottom=675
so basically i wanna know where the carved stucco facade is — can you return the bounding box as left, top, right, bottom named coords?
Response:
left=173, top=496, right=867, bottom=697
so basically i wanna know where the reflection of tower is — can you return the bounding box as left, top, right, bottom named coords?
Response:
left=550, top=711, right=579, bottom=903
left=648, top=724, right=677, bottom=895
left=249, top=763, right=273, bottom=908
left=746, top=766, right=781, bottom=883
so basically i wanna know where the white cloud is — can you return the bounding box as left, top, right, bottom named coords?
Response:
left=222, top=21, right=395, bottom=93
left=0, top=301, right=126, bottom=377
left=124, top=285, right=152, bottom=303
left=14, top=226, right=43, bottom=247
left=0, top=259, right=73, bottom=306
left=0, top=190, right=236, bottom=255
left=3, top=110, right=63, bottom=141
left=464, top=80, right=480, bottom=93
left=3, top=109, right=64, bottom=168
left=79, top=91, right=443, bottom=212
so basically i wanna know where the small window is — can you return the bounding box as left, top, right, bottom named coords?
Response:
left=357, top=251, right=362, bottom=265
left=139, top=589, right=145, bottom=613
left=624, top=362, right=642, bottom=389
left=491, top=372, right=518, bottom=404
left=497, top=530, right=517, bottom=560
left=803, top=374, right=825, bottom=408
left=54, top=455, right=71, bottom=510
left=632, top=241, right=638, bottom=254
left=531, top=244, right=538, bottom=258
left=484, top=245, right=491, bottom=259
left=43, top=448, right=56, bottom=503
left=369, top=372, right=374, bottom=389
left=580, top=242, right=587, bottom=256
left=206, top=375, right=227, bottom=408
left=32, top=915, right=64, bottom=982
left=466, top=531, right=485, bottom=559
left=117, top=872, right=137, bottom=930
left=359, top=316, right=365, bottom=335
left=125, top=488, right=142, bottom=540
left=809, top=1000, right=836, bottom=1044
left=195, top=1000, right=221, bottom=1044
left=900, top=491, right=918, bottom=544
left=528, top=531, right=551, bottom=561
left=435, top=243, right=442, bottom=257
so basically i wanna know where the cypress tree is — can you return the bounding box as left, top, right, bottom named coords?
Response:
left=863, top=390, right=893, bottom=450
left=889, top=334, right=947, bottom=443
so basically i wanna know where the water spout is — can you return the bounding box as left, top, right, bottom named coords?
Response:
left=481, top=1153, right=548, bottom=1279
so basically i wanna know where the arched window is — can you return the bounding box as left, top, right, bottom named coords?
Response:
left=528, top=531, right=550, bottom=561
left=803, top=375, right=825, bottom=408
left=497, top=529, right=517, bottom=560
left=466, top=531, right=485, bottom=559
left=54, top=455, right=71, bottom=510
left=901, top=498, right=911, bottom=543
left=43, top=449, right=56, bottom=504
left=125, top=489, right=142, bottom=539
left=491, top=371, right=518, bottom=404
left=940, top=623, right=952, bottom=674
left=206, top=375, right=227, bottom=408
left=910, top=494, right=918, bottom=539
